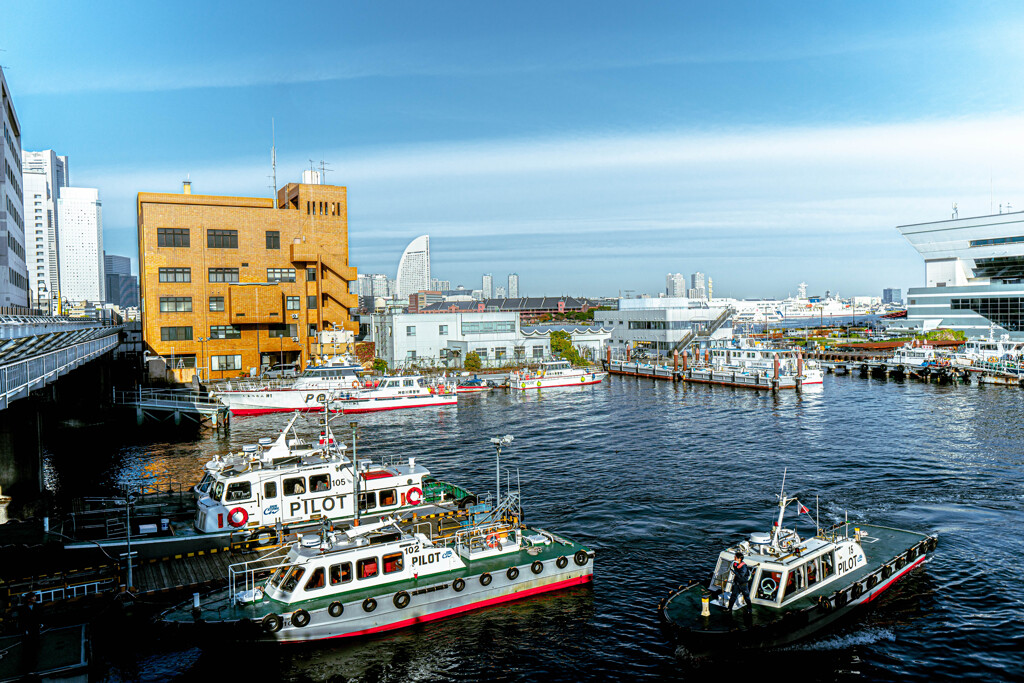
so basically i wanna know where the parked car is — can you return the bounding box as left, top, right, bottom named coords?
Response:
left=262, top=363, right=298, bottom=379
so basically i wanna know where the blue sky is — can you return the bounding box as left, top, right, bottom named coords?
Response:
left=4, top=1, right=1023, bottom=297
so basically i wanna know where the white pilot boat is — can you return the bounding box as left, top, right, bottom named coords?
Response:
left=704, top=341, right=823, bottom=386
left=210, top=356, right=366, bottom=416
left=509, top=360, right=606, bottom=391
left=884, top=343, right=955, bottom=371
left=160, top=441, right=595, bottom=642
left=952, top=329, right=1024, bottom=371
left=658, top=473, right=937, bottom=654
left=329, top=375, right=458, bottom=413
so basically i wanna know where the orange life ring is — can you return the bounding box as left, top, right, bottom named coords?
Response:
left=485, top=533, right=501, bottom=549
left=227, top=507, right=248, bottom=528
left=407, top=486, right=423, bottom=505
left=351, top=380, right=359, bottom=389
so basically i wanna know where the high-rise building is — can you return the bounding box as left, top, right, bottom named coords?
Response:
left=689, top=272, right=707, bottom=299
left=496, top=286, right=506, bottom=299
left=396, top=235, right=430, bottom=301
left=104, top=253, right=131, bottom=276
left=482, top=273, right=493, bottom=299
left=23, top=150, right=69, bottom=310
left=58, top=187, right=104, bottom=303
left=666, top=273, right=685, bottom=297
left=104, top=252, right=138, bottom=309
left=430, top=278, right=451, bottom=292
left=508, top=273, right=519, bottom=298
left=369, top=273, right=389, bottom=298
left=882, top=288, right=902, bottom=305
left=138, top=179, right=358, bottom=382
left=0, top=67, right=29, bottom=308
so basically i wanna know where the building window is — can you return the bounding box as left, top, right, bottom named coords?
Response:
left=159, top=296, right=192, bottom=312
left=514, top=346, right=525, bottom=359
left=308, top=324, right=318, bottom=338
left=209, top=325, right=242, bottom=339
left=158, top=267, right=191, bottom=283
left=208, top=268, right=239, bottom=283
left=951, top=296, right=1024, bottom=332
left=160, top=326, right=193, bottom=341
left=165, top=354, right=196, bottom=368
left=210, top=354, right=242, bottom=371
left=207, top=229, right=238, bottom=248
left=268, top=324, right=298, bottom=338
left=494, top=347, right=507, bottom=360
left=533, top=346, right=545, bottom=358
left=267, top=268, right=296, bottom=283
left=286, top=296, right=300, bottom=310
left=157, top=228, right=190, bottom=247
left=307, top=295, right=317, bottom=309
left=209, top=296, right=225, bottom=312
left=439, top=325, right=448, bottom=335
left=266, top=231, right=280, bottom=249
left=475, top=348, right=488, bottom=360
left=406, top=350, right=417, bottom=360
left=462, top=321, right=515, bottom=334
left=306, top=267, right=317, bottom=282
left=406, top=326, right=416, bottom=336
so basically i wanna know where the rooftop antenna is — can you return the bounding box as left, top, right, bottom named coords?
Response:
left=269, top=118, right=277, bottom=205
left=318, top=158, right=333, bottom=185
left=952, top=202, right=958, bottom=220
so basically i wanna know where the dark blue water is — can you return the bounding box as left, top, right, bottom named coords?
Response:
left=45, top=375, right=1024, bottom=681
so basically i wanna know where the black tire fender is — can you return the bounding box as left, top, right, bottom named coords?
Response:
left=393, top=591, right=410, bottom=609
left=574, top=550, right=589, bottom=566
left=262, top=613, right=282, bottom=633
left=328, top=601, right=343, bottom=618
left=507, top=566, right=520, bottom=580
left=291, top=609, right=310, bottom=627
left=556, top=556, right=568, bottom=569
left=453, top=578, right=466, bottom=592
left=531, top=560, right=544, bottom=574
left=362, top=597, right=377, bottom=612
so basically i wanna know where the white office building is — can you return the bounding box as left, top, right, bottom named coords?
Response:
left=508, top=273, right=519, bottom=298
left=689, top=272, right=707, bottom=300
left=899, top=210, right=1024, bottom=338
left=396, top=235, right=430, bottom=301
left=1, top=67, right=29, bottom=308
left=595, top=297, right=733, bottom=358
left=22, top=150, right=68, bottom=309
left=57, top=187, right=104, bottom=303
left=481, top=273, right=493, bottom=300
left=666, top=273, right=686, bottom=298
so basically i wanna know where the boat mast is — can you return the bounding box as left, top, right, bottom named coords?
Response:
left=773, top=467, right=788, bottom=545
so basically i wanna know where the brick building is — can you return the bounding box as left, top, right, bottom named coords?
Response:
left=138, top=180, right=358, bottom=382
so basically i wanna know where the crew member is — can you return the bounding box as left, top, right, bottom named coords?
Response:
left=727, top=552, right=753, bottom=613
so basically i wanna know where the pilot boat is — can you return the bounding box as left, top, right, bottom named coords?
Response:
left=329, top=374, right=458, bottom=413
left=695, top=341, right=823, bottom=387
left=658, top=473, right=937, bottom=654
left=210, top=356, right=366, bottom=416
left=509, top=360, right=606, bottom=390
left=160, top=439, right=595, bottom=642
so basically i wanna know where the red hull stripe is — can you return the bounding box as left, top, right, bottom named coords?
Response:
left=308, top=573, right=593, bottom=642
left=860, top=555, right=926, bottom=604
left=230, top=401, right=457, bottom=416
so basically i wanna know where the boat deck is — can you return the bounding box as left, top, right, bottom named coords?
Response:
left=662, top=523, right=932, bottom=633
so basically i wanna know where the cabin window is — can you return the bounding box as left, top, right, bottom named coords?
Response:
left=310, top=474, right=331, bottom=492
left=783, top=566, right=807, bottom=600
left=820, top=551, right=835, bottom=580
left=212, top=482, right=225, bottom=502
left=357, top=557, right=379, bottom=580
left=358, top=492, right=377, bottom=511
left=196, top=473, right=213, bottom=495
left=330, top=562, right=352, bottom=585
left=756, top=569, right=782, bottom=602
left=284, top=477, right=306, bottom=496
left=383, top=552, right=404, bottom=574
left=379, top=489, right=396, bottom=506
left=403, top=379, right=414, bottom=387
left=806, top=558, right=819, bottom=587
left=281, top=566, right=306, bottom=593
left=225, top=481, right=251, bottom=501
left=270, top=566, right=289, bottom=588
left=264, top=481, right=277, bottom=498
left=304, top=567, right=325, bottom=591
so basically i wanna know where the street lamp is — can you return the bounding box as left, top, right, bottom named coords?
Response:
left=489, top=435, right=514, bottom=501
left=198, top=337, right=208, bottom=381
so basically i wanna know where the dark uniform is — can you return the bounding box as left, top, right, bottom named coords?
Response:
left=727, top=560, right=752, bottom=611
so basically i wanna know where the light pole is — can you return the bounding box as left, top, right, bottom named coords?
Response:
left=489, top=435, right=514, bottom=502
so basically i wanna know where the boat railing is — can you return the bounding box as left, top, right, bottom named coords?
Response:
left=211, top=377, right=296, bottom=392
left=227, top=545, right=291, bottom=599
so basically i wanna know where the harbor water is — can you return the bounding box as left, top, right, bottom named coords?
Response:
left=43, top=375, right=1024, bottom=681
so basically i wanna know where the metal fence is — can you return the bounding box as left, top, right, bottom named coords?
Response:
left=0, top=331, right=121, bottom=410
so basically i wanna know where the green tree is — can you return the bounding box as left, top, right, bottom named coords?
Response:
left=464, top=351, right=482, bottom=371
left=549, top=330, right=589, bottom=366
left=372, top=357, right=388, bottom=374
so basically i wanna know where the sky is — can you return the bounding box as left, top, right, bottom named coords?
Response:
left=3, top=1, right=1024, bottom=298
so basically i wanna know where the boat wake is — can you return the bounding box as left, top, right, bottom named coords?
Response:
left=786, top=626, right=896, bottom=651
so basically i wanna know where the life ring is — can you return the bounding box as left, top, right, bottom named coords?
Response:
left=453, top=578, right=466, bottom=592
left=988, top=356, right=998, bottom=363
left=262, top=613, right=282, bottom=633
left=531, top=560, right=544, bottom=574
left=507, top=566, right=520, bottom=580
left=362, top=597, right=377, bottom=612
left=556, top=556, right=569, bottom=569
left=328, top=601, right=344, bottom=617
left=393, top=591, right=411, bottom=609
left=480, top=572, right=492, bottom=586
left=574, top=550, right=589, bottom=566
left=227, top=507, right=248, bottom=528
left=291, top=609, right=310, bottom=627
left=407, top=486, right=423, bottom=505
left=485, top=534, right=501, bottom=549
left=351, top=380, right=359, bottom=389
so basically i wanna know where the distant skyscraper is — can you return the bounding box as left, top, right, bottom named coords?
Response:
left=496, top=286, right=506, bottom=298
left=23, top=150, right=69, bottom=309
left=882, top=288, right=902, bottom=305
left=1, top=67, right=29, bottom=308
left=103, top=252, right=137, bottom=308
left=431, top=278, right=451, bottom=292
left=57, top=187, right=104, bottom=302
left=396, top=235, right=430, bottom=300
left=369, top=273, right=389, bottom=298
left=666, top=273, right=685, bottom=297
left=508, top=273, right=519, bottom=298
left=104, top=253, right=130, bottom=276
left=482, top=273, right=493, bottom=299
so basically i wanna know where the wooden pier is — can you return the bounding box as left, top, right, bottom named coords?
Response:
left=605, top=349, right=809, bottom=391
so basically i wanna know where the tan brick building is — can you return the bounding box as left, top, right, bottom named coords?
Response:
left=138, top=181, right=358, bottom=383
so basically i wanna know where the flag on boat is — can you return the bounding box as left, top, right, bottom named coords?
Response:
left=798, top=502, right=810, bottom=515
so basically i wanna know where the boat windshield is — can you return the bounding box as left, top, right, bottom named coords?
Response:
left=211, top=481, right=225, bottom=502
left=196, top=472, right=213, bottom=494
left=280, top=566, right=306, bottom=593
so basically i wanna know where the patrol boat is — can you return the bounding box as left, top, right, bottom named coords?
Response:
left=161, top=437, right=595, bottom=642
left=658, top=474, right=937, bottom=654
left=211, top=356, right=366, bottom=416
left=509, top=360, right=606, bottom=390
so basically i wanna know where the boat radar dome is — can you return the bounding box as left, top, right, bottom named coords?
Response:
left=258, top=437, right=272, bottom=447
left=243, top=445, right=258, bottom=454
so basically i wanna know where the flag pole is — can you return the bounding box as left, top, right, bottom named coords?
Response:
left=815, top=495, right=819, bottom=537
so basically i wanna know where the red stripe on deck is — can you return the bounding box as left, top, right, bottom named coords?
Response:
left=360, top=471, right=393, bottom=481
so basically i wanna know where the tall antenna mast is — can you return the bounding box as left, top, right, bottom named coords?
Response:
left=269, top=118, right=278, bottom=206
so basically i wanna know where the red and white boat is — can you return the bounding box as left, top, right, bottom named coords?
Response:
left=455, top=374, right=492, bottom=394
left=211, top=357, right=366, bottom=416
left=331, top=375, right=457, bottom=414
left=509, top=360, right=606, bottom=391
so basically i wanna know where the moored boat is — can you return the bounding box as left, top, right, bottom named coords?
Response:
left=330, top=374, right=457, bottom=413
left=509, top=360, right=606, bottom=391
left=658, top=474, right=937, bottom=654
left=210, top=356, right=365, bottom=416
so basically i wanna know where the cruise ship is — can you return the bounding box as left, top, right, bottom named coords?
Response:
left=899, top=209, right=1024, bottom=340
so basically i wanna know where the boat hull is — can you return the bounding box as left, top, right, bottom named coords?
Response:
left=510, top=372, right=606, bottom=391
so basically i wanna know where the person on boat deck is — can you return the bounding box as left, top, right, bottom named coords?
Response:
left=727, top=552, right=753, bottom=612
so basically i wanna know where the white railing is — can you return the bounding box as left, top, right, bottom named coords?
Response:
left=0, top=330, right=120, bottom=409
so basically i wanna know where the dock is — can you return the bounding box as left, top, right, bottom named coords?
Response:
left=114, top=387, right=230, bottom=427
left=606, top=350, right=810, bottom=391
